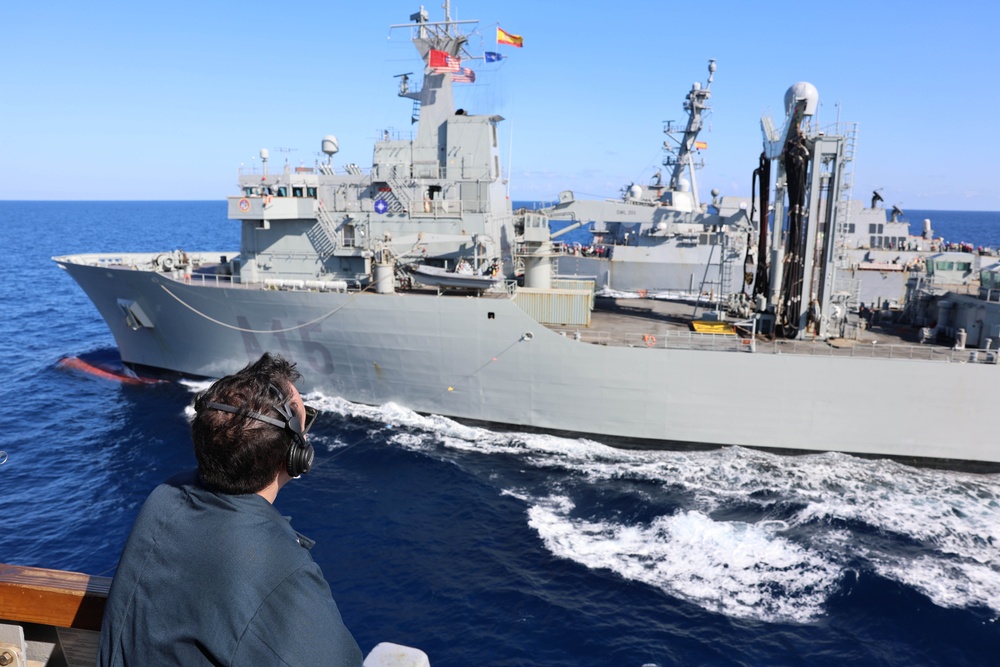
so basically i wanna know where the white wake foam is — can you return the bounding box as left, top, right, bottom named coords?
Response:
left=260, top=393, right=1000, bottom=622
left=527, top=496, right=841, bottom=623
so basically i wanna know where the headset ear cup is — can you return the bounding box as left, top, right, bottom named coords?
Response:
left=287, top=437, right=315, bottom=477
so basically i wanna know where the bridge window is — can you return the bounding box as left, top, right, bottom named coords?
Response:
left=292, top=186, right=303, bottom=197
left=307, top=187, right=317, bottom=198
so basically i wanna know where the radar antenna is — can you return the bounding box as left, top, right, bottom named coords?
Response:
left=275, top=147, right=297, bottom=165
left=395, top=72, right=414, bottom=96
left=871, top=188, right=884, bottom=208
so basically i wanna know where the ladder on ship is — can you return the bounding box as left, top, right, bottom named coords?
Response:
left=719, top=235, right=736, bottom=298
left=692, top=233, right=734, bottom=317
left=833, top=122, right=859, bottom=267
left=829, top=122, right=860, bottom=310
left=901, top=273, right=932, bottom=324
left=379, top=165, right=411, bottom=213
left=307, top=199, right=342, bottom=259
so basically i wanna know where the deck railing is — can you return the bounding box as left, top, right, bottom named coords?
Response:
left=563, top=329, right=999, bottom=364
left=0, top=563, right=109, bottom=631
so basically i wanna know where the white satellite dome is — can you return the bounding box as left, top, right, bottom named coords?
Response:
left=321, top=135, right=340, bottom=156
left=784, top=82, right=819, bottom=117
left=628, top=184, right=643, bottom=200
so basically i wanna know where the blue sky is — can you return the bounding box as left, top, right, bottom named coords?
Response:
left=3, top=1, right=998, bottom=210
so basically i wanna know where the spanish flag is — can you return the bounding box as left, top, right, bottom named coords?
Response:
left=695, top=141, right=708, bottom=150
left=497, top=27, right=523, bottom=48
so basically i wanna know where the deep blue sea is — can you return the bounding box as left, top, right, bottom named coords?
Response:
left=2, top=201, right=999, bottom=666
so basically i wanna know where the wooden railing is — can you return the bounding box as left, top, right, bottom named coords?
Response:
left=0, top=564, right=110, bottom=632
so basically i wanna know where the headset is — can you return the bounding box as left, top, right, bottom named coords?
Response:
left=206, top=383, right=317, bottom=477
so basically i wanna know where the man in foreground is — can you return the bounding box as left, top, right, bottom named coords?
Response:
left=98, top=353, right=363, bottom=666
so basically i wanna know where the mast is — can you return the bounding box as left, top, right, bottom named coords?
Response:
left=390, top=6, right=478, bottom=154
left=663, top=59, right=715, bottom=205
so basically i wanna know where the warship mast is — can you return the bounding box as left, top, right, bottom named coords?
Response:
left=663, top=59, right=715, bottom=208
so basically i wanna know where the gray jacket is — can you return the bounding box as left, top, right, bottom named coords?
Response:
left=97, top=470, right=363, bottom=666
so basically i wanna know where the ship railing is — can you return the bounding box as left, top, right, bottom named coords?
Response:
left=411, top=199, right=464, bottom=218
left=549, top=242, right=597, bottom=256
left=238, top=163, right=373, bottom=177
left=512, top=241, right=590, bottom=258
left=561, top=330, right=612, bottom=345
left=567, top=328, right=999, bottom=364
left=58, top=254, right=152, bottom=269
left=376, top=128, right=416, bottom=142
left=624, top=331, right=755, bottom=352
left=169, top=272, right=251, bottom=288
left=759, top=339, right=1000, bottom=364
left=493, top=280, right=518, bottom=297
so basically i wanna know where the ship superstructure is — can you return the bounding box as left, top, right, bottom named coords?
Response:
left=230, top=5, right=513, bottom=293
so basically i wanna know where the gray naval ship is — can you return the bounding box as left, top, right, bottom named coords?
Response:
left=54, top=4, right=999, bottom=468
left=544, top=59, right=757, bottom=300
left=545, top=66, right=990, bottom=314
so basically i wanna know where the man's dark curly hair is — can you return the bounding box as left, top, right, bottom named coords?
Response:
left=192, top=353, right=302, bottom=494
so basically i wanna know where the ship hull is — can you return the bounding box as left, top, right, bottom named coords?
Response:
left=57, top=257, right=1000, bottom=466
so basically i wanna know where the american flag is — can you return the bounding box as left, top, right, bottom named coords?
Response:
left=429, top=49, right=461, bottom=73
left=452, top=67, right=476, bottom=84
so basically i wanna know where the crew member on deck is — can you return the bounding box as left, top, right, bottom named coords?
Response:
left=97, top=353, right=363, bottom=667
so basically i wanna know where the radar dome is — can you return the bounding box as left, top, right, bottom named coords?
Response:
left=628, top=184, right=643, bottom=200
left=322, top=135, right=340, bottom=156
left=677, top=178, right=690, bottom=193
left=260, top=148, right=269, bottom=160
left=784, top=82, right=819, bottom=117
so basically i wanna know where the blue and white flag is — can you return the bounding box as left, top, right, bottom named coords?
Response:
left=484, top=51, right=503, bottom=63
